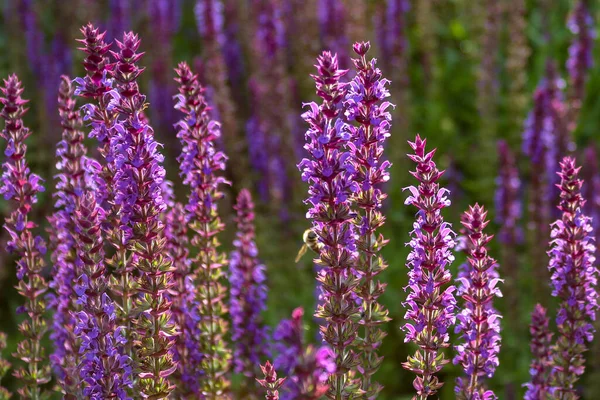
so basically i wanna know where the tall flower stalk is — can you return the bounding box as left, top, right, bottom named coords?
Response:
left=48, top=75, right=89, bottom=391
left=454, top=204, right=501, bottom=399
left=402, top=135, right=456, bottom=399
left=494, top=140, right=521, bottom=315
left=230, top=189, right=269, bottom=392
left=0, top=75, right=50, bottom=399
left=566, top=0, right=595, bottom=133
left=547, top=157, right=598, bottom=398
left=73, top=191, right=132, bottom=398
left=524, top=304, right=553, bottom=400
left=174, top=62, right=231, bottom=398
left=74, top=25, right=138, bottom=345
left=298, top=51, right=360, bottom=399
left=344, top=41, right=392, bottom=397
left=110, top=31, right=177, bottom=398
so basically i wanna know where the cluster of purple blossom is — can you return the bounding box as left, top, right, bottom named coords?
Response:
left=0, top=2, right=599, bottom=399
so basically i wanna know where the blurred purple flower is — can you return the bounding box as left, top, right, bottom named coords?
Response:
left=524, top=304, right=553, bottom=400
left=402, top=135, right=456, bottom=398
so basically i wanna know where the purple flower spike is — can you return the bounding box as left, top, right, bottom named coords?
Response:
left=110, top=31, right=177, bottom=398
left=298, top=50, right=360, bottom=398
left=454, top=204, right=502, bottom=399
left=274, top=307, right=335, bottom=400
left=74, top=191, right=132, bottom=399
left=495, top=140, right=522, bottom=314
left=402, top=135, right=456, bottom=398
left=345, top=41, right=392, bottom=397
left=48, top=75, right=92, bottom=394
left=547, top=157, right=598, bottom=397
left=0, top=74, right=51, bottom=399
left=230, top=189, right=269, bottom=386
left=524, top=304, right=553, bottom=400
left=174, top=62, right=231, bottom=398
left=566, top=0, right=595, bottom=132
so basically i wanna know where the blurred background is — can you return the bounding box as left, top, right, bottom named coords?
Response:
left=1, top=0, right=600, bottom=398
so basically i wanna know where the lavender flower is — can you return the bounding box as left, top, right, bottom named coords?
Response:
left=298, top=51, right=360, bottom=399
left=257, top=361, right=286, bottom=400
left=495, top=140, right=522, bottom=314
left=73, top=191, right=132, bottom=399
left=566, top=0, right=595, bottom=132
left=174, top=62, right=231, bottom=398
left=230, top=189, right=269, bottom=384
left=344, top=41, right=392, bottom=397
left=164, top=202, right=198, bottom=395
left=454, top=204, right=502, bottom=399
left=524, top=304, right=553, bottom=400
left=402, top=135, right=456, bottom=398
left=274, top=308, right=335, bottom=400
left=547, top=157, right=598, bottom=398
left=110, top=31, right=177, bottom=398
left=318, top=0, right=349, bottom=68
left=522, top=82, right=556, bottom=298
left=582, top=145, right=600, bottom=258
left=0, top=75, right=51, bottom=398
left=107, top=0, right=131, bottom=41
left=48, top=75, right=91, bottom=393
left=195, top=0, right=244, bottom=189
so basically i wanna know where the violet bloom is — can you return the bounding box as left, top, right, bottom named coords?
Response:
left=298, top=51, right=359, bottom=399
left=257, top=361, right=286, bottom=400
left=107, top=0, right=131, bottom=41
left=318, top=0, right=349, bottom=68
left=566, top=0, right=595, bottom=131
left=454, top=204, right=502, bottom=399
left=522, top=82, right=556, bottom=297
left=524, top=304, right=553, bottom=400
left=48, top=76, right=91, bottom=392
left=547, top=157, right=598, bottom=397
left=174, top=62, right=231, bottom=398
left=582, top=145, right=600, bottom=258
left=165, top=202, right=200, bottom=395
left=402, top=135, right=456, bottom=398
left=73, top=191, right=132, bottom=399
left=495, top=140, right=522, bottom=313
left=274, top=308, right=335, bottom=400
left=344, top=41, right=392, bottom=396
left=110, top=31, right=176, bottom=398
left=0, top=75, right=50, bottom=398
left=230, top=189, right=269, bottom=383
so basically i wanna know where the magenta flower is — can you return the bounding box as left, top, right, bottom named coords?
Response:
left=402, top=135, right=456, bottom=398
left=174, top=61, right=231, bottom=398
left=230, top=189, right=269, bottom=384
left=298, top=50, right=360, bottom=398
left=344, top=41, right=392, bottom=396
left=0, top=74, right=50, bottom=398
left=524, top=304, right=553, bottom=400
left=454, top=204, right=502, bottom=399
left=547, top=157, right=598, bottom=397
